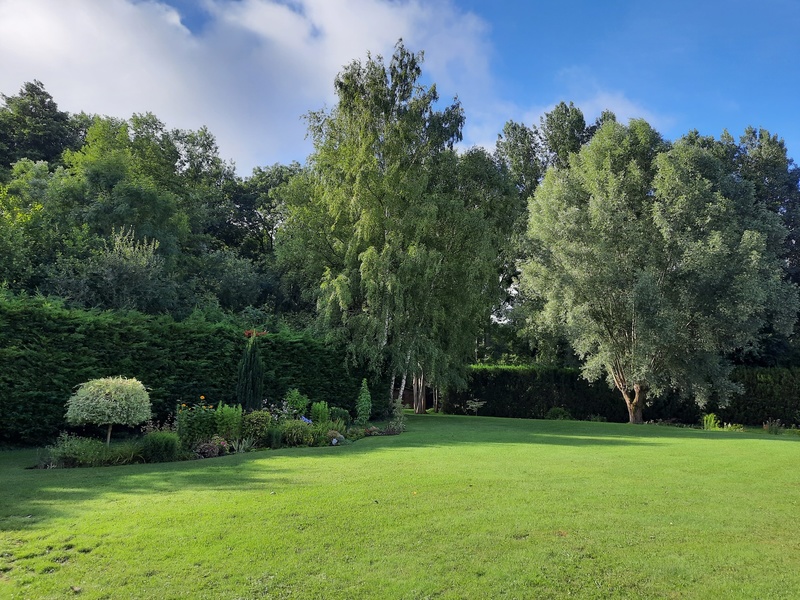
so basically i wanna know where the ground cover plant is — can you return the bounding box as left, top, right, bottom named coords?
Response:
left=1, top=415, right=800, bottom=598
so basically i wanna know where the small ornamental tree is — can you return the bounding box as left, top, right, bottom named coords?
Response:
left=236, top=334, right=264, bottom=411
left=355, top=378, right=372, bottom=426
left=65, top=377, right=151, bottom=445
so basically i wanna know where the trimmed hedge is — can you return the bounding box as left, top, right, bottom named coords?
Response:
left=0, top=293, right=371, bottom=445
left=444, top=365, right=800, bottom=427
left=443, top=365, right=628, bottom=422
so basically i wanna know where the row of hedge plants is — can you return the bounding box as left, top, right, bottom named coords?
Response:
left=0, top=292, right=382, bottom=445
left=444, top=365, right=800, bottom=426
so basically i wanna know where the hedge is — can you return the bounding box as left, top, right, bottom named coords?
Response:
left=442, top=365, right=628, bottom=422
left=444, top=364, right=800, bottom=427
left=0, top=293, right=372, bottom=445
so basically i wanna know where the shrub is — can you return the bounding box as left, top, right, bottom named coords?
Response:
left=176, top=403, right=217, bottom=450
left=105, top=440, right=145, bottom=466
left=764, top=418, right=784, bottom=435
left=285, top=388, right=310, bottom=416
left=310, top=401, right=330, bottom=425
left=545, top=407, right=572, bottom=420
left=355, top=378, right=372, bottom=426
left=330, top=406, right=351, bottom=427
left=242, top=410, right=272, bottom=446
left=65, top=377, right=151, bottom=445
left=215, top=402, right=243, bottom=440
left=195, top=434, right=229, bottom=458
left=45, top=433, right=108, bottom=468
left=229, top=437, right=255, bottom=453
left=703, top=413, right=721, bottom=430
left=310, top=422, right=332, bottom=446
left=236, top=335, right=264, bottom=411
left=140, top=431, right=181, bottom=463
left=266, top=426, right=282, bottom=449
left=281, top=420, right=313, bottom=447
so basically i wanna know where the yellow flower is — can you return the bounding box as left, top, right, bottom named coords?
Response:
left=200, top=395, right=205, bottom=400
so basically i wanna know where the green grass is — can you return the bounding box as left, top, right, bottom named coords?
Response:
left=2, top=414, right=800, bottom=599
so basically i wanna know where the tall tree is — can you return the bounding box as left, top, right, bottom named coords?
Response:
left=284, top=41, right=513, bottom=414
left=0, top=80, right=80, bottom=178
left=522, top=119, right=797, bottom=423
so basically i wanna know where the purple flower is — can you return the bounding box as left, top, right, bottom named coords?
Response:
left=300, top=416, right=312, bottom=424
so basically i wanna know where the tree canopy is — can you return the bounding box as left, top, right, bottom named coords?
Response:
left=522, top=119, right=797, bottom=422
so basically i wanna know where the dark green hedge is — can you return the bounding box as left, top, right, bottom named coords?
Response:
left=0, top=293, right=370, bottom=445
left=443, top=364, right=800, bottom=426
left=442, top=365, right=628, bottom=422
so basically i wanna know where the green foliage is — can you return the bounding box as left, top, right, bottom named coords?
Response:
left=140, top=431, right=180, bottom=463
left=265, top=426, right=282, bottom=449
left=65, top=376, right=151, bottom=444
left=280, top=420, right=313, bottom=447
left=763, top=418, right=784, bottom=435
left=465, top=399, right=486, bottom=416
left=309, top=401, right=330, bottom=424
left=285, top=388, right=310, bottom=416
left=329, top=406, right=351, bottom=428
left=215, top=402, right=243, bottom=440
left=0, top=293, right=366, bottom=445
left=355, top=378, right=372, bottom=426
left=545, top=407, right=573, bottom=421
left=522, top=119, right=798, bottom=422
left=195, top=434, right=229, bottom=458
left=236, top=336, right=264, bottom=411
left=241, top=410, right=272, bottom=447
left=443, top=365, right=626, bottom=422
left=44, top=433, right=108, bottom=468
left=703, top=413, right=721, bottom=431
left=176, top=404, right=216, bottom=450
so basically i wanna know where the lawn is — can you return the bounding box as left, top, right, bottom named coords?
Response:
left=1, top=414, right=799, bottom=599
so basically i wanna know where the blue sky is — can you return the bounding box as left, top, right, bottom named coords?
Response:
left=0, top=0, right=797, bottom=174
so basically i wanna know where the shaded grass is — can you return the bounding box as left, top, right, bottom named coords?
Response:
left=1, top=415, right=800, bottom=598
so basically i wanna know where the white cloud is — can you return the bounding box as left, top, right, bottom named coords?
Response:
left=0, top=0, right=495, bottom=174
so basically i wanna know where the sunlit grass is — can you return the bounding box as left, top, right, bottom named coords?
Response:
left=2, top=415, right=799, bottom=599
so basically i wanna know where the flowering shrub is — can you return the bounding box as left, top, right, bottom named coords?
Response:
left=195, top=434, right=229, bottom=458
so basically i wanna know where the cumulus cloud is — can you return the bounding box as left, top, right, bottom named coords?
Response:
left=0, top=0, right=496, bottom=174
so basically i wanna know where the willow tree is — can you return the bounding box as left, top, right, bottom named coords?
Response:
left=522, top=119, right=797, bottom=423
left=284, top=41, right=513, bottom=416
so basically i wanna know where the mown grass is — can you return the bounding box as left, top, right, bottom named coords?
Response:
left=1, top=414, right=799, bottom=599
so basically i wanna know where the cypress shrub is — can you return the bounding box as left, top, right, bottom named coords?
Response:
left=236, top=336, right=264, bottom=411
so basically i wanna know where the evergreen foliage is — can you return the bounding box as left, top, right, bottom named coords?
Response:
left=236, top=336, right=264, bottom=411
left=355, top=378, right=372, bottom=426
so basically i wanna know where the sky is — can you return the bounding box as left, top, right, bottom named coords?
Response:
left=1, top=0, right=798, bottom=175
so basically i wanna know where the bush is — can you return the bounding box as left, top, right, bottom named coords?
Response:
left=195, top=434, right=229, bottom=458
left=105, top=440, right=145, bottom=466
left=310, top=401, right=330, bottom=425
left=140, top=431, right=181, bottom=463
left=545, top=407, right=572, bottom=420
left=355, top=378, right=372, bottom=426
left=215, top=402, right=243, bottom=440
left=65, top=376, right=152, bottom=444
left=281, top=420, right=313, bottom=447
left=285, top=388, right=310, bottom=416
left=44, top=433, right=108, bottom=468
left=330, top=406, right=351, bottom=427
left=703, top=413, right=721, bottom=430
left=266, top=426, right=282, bottom=449
left=242, top=410, right=272, bottom=446
left=176, top=403, right=217, bottom=450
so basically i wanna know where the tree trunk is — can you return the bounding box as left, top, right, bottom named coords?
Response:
left=106, top=423, right=113, bottom=446
left=621, top=384, right=646, bottom=424
left=413, top=373, right=426, bottom=414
